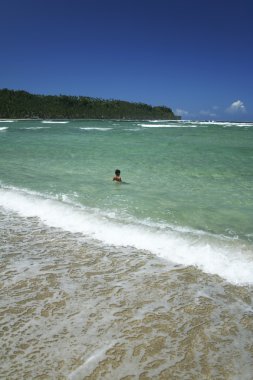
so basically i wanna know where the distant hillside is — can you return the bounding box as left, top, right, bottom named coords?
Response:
left=0, top=89, right=180, bottom=120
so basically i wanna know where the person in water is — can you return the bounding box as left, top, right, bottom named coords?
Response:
left=113, top=169, right=122, bottom=182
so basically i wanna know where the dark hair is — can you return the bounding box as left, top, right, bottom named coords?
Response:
left=115, top=169, right=121, bottom=175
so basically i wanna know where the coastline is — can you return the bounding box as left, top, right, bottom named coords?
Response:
left=1, top=210, right=253, bottom=379
left=1, top=118, right=253, bottom=378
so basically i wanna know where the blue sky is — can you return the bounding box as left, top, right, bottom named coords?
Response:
left=1, top=0, right=252, bottom=120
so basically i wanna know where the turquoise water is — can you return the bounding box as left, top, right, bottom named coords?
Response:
left=1, top=119, right=253, bottom=281
left=1, top=120, right=253, bottom=237
left=1, top=119, right=253, bottom=378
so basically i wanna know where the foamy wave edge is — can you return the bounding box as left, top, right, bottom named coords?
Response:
left=42, top=120, right=69, bottom=124
left=0, top=187, right=252, bottom=286
left=80, top=127, right=113, bottom=131
left=138, top=124, right=198, bottom=128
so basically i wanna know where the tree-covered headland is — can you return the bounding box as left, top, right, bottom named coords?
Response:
left=0, top=89, right=180, bottom=120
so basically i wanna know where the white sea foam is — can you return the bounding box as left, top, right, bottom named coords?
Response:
left=236, top=123, right=253, bottom=127
left=196, top=121, right=253, bottom=127
left=42, top=120, right=69, bottom=124
left=147, top=120, right=170, bottom=123
left=0, top=127, right=8, bottom=131
left=222, top=122, right=253, bottom=128
left=23, top=127, right=50, bottom=130
left=80, top=127, right=112, bottom=131
left=125, top=128, right=142, bottom=131
left=0, top=187, right=253, bottom=285
left=138, top=124, right=198, bottom=128
left=0, top=120, right=14, bottom=123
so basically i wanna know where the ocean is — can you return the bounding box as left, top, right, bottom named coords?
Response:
left=1, top=119, right=253, bottom=379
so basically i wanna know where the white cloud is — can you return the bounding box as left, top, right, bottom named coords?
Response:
left=175, top=108, right=189, bottom=117
left=226, top=100, right=246, bottom=113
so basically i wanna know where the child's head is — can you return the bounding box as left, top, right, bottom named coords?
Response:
left=115, top=169, right=121, bottom=176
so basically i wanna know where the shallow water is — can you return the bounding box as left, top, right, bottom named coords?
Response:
left=1, top=211, right=253, bottom=379
left=0, top=119, right=253, bottom=378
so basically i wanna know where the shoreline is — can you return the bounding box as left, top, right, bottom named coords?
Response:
left=1, top=118, right=253, bottom=123
left=1, top=210, right=252, bottom=379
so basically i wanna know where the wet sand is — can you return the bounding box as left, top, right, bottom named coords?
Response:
left=1, top=211, right=253, bottom=379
